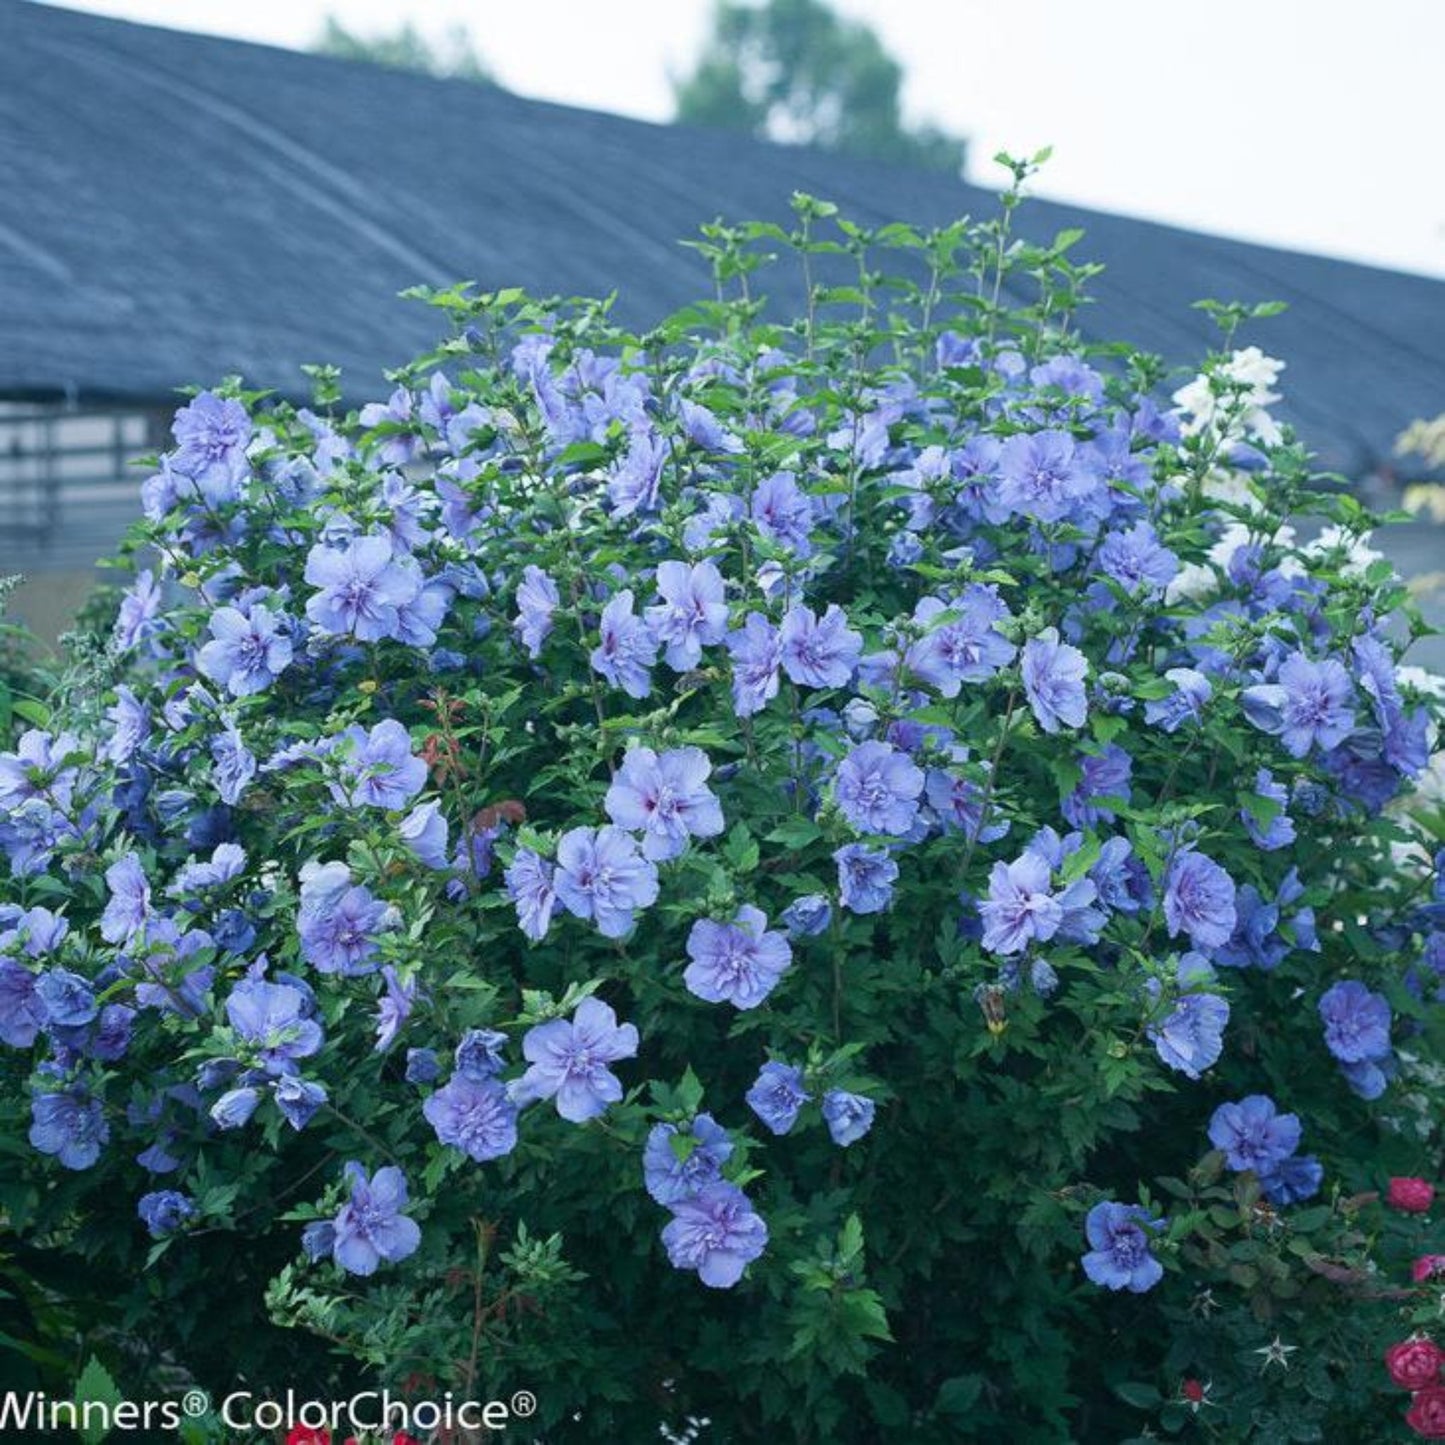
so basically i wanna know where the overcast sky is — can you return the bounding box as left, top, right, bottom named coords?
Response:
left=41, top=0, right=1445, bottom=278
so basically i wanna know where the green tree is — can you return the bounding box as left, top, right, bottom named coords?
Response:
left=314, top=16, right=491, bottom=83
left=674, top=0, right=965, bottom=173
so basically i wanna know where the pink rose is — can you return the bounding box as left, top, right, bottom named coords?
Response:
left=1414, top=1256, right=1445, bottom=1283
left=1389, top=1337, right=1445, bottom=1391
left=1390, top=1177, right=1437, bottom=1214
left=1407, top=1385, right=1445, bottom=1438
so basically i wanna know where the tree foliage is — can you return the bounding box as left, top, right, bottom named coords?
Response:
left=674, top=0, right=966, bottom=173
left=313, top=16, right=491, bottom=84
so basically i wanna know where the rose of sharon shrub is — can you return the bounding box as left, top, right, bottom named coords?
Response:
left=4, top=182, right=1445, bottom=1441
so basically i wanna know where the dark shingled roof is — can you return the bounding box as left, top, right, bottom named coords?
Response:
left=3, top=0, right=1443, bottom=474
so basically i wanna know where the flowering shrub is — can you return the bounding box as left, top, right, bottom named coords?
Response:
left=5, top=171, right=1445, bottom=1440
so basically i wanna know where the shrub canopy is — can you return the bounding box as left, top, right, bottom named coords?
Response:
left=3, top=179, right=1445, bottom=1442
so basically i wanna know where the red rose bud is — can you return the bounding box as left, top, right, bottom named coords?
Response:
left=1407, top=1385, right=1445, bottom=1439
left=1390, top=1178, right=1437, bottom=1214
left=286, top=1429, right=330, bottom=1445
left=1416, top=1256, right=1445, bottom=1283
left=1181, top=1378, right=1206, bottom=1403
left=1389, top=1338, right=1445, bottom=1391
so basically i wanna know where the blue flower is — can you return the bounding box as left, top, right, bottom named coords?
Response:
left=1143, top=667, right=1212, bottom=733
left=604, top=746, right=725, bottom=861
left=834, top=844, right=898, bottom=914
left=661, top=1183, right=768, bottom=1288
left=606, top=427, right=668, bottom=515
left=726, top=612, right=783, bottom=717
left=684, top=905, right=792, bottom=1010
left=998, top=430, right=1097, bottom=522
left=100, top=853, right=151, bottom=944
left=1081, top=1201, right=1164, bottom=1293
left=904, top=587, right=1016, bottom=696
left=678, top=398, right=742, bottom=455
left=211, top=724, right=256, bottom=806
left=512, top=997, right=639, bottom=1122
left=822, top=1089, right=876, bottom=1147
left=750, top=471, right=815, bottom=555
left=1339, top=1056, right=1394, bottom=1100
left=358, top=385, right=422, bottom=466
left=1318, top=980, right=1391, bottom=1064
left=304, top=535, right=423, bottom=642
left=101, top=686, right=150, bottom=764
left=1240, top=768, right=1296, bottom=850
left=168, top=843, right=247, bottom=898
left=225, top=975, right=323, bottom=1073
left=646, top=560, right=729, bottom=671
left=1021, top=628, right=1088, bottom=734
left=1241, top=653, right=1356, bottom=758
left=170, top=391, right=251, bottom=495
left=978, top=850, right=1097, bottom=955
left=1147, top=957, right=1229, bottom=1079
left=399, top=799, right=449, bottom=869
left=297, top=862, right=390, bottom=975
left=644, top=1114, right=734, bottom=1206
left=590, top=590, right=658, bottom=699
left=455, top=1028, right=508, bottom=1079
left=0, top=960, right=45, bottom=1047
left=780, top=895, right=831, bottom=938
left=779, top=604, right=861, bottom=689
left=1061, top=744, right=1132, bottom=828
left=513, top=565, right=559, bottom=658
left=405, top=1048, right=441, bottom=1084
left=1208, top=1095, right=1301, bottom=1174
left=746, top=1061, right=811, bottom=1135
left=274, top=1076, right=327, bottom=1130
left=1162, top=850, right=1237, bottom=952
left=1259, top=1155, right=1323, bottom=1206
left=196, top=603, right=293, bottom=696
left=137, top=1189, right=197, bottom=1238
left=30, top=1088, right=108, bottom=1169
left=925, top=762, right=1009, bottom=844
left=331, top=719, right=427, bottom=811
left=327, top=1162, right=422, bottom=1276
left=373, top=966, right=417, bottom=1052
left=834, top=741, right=925, bottom=837
left=1214, top=871, right=1316, bottom=971
left=554, top=826, right=659, bottom=938
left=424, top=1073, right=519, bottom=1161
left=0, top=727, right=82, bottom=811
left=504, top=848, right=558, bottom=942
left=210, top=1086, right=261, bottom=1130
left=35, top=968, right=97, bottom=1029
left=1097, top=521, right=1178, bottom=594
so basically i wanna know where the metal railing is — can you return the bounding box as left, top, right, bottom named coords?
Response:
left=0, top=403, right=164, bottom=565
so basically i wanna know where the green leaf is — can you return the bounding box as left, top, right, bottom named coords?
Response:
left=766, top=818, right=822, bottom=850
left=12, top=698, right=49, bottom=729
left=1113, top=1381, right=1162, bottom=1410
left=935, top=1374, right=986, bottom=1415
left=73, top=1355, right=123, bottom=1445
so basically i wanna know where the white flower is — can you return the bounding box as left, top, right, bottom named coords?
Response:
left=1170, top=375, right=1215, bottom=433
left=1411, top=750, right=1445, bottom=806
left=1206, top=522, right=1304, bottom=578
left=1221, top=346, right=1285, bottom=393
left=1171, top=347, right=1285, bottom=446
left=1397, top=665, right=1445, bottom=700
left=1305, top=524, right=1386, bottom=579
left=1201, top=469, right=1264, bottom=512
left=1163, top=561, right=1217, bottom=605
